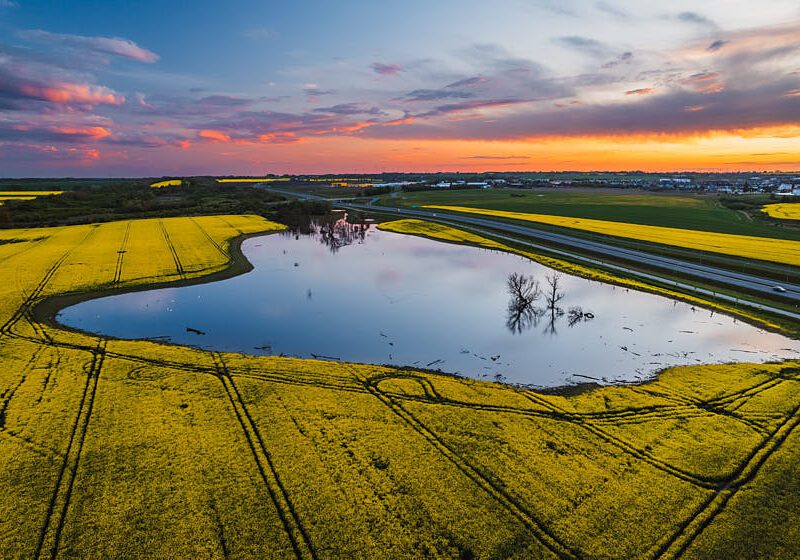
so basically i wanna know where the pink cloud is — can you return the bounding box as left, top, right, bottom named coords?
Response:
left=17, top=82, right=125, bottom=106
left=371, top=62, right=404, bottom=76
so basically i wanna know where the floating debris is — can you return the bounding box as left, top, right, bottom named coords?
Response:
left=310, top=353, right=341, bottom=361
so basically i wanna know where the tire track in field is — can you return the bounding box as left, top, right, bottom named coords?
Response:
left=0, top=345, right=46, bottom=429
left=357, top=368, right=581, bottom=560
left=1, top=226, right=97, bottom=338
left=517, top=389, right=754, bottom=490
left=0, top=234, right=50, bottom=267
left=647, top=402, right=800, bottom=560
left=190, top=217, right=229, bottom=259
left=216, top=216, right=244, bottom=236
left=212, top=352, right=317, bottom=560
left=112, top=222, right=131, bottom=285
left=372, top=373, right=731, bottom=489
left=1, top=253, right=71, bottom=337
left=9, top=329, right=366, bottom=396
left=34, top=344, right=62, bottom=406
left=34, top=339, right=106, bottom=560
left=158, top=220, right=186, bottom=280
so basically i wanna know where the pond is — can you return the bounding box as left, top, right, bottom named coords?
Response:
left=57, top=218, right=800, bottom=387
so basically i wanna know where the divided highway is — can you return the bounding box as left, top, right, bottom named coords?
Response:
left=264, top=187, right=800, bottom=320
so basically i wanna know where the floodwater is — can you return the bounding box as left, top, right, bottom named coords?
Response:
left=58, top=218, right=800, bottom=386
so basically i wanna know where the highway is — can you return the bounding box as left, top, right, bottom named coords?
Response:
left=263, top=187, right=800, bottom=320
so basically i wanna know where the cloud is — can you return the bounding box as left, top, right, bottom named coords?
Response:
left=601, top=51, right=633, bottom=69
left=0, top=62, right=125, bottom=108
left=360, top=78, right=800, bottom=142
left=401, top=88, right=475, bottom=101
left=21, top=30, right=158, bottom=63
left=0, top=121, right=112, bottom=143
left=707, top=40, right=727, bottom=52
left=676, top=12, right=716, bottom=28
left=371, top=62, right=403, bottom=76
left=414, top=98, right=530, bottom=118
left=680, top=71, right=724, bottom=94
left=198, top=129, right=232, bottom=143
left=595, top=2, right=629, bottom=19
left=625, top=88, right=655, bottom=95
left=445, top=76, right=487, bottom=89
left=302, top=83, right=334, bottom=99
left=312, top=102, right=383, bottom=115
left=555, top=36, right=611, bottom=57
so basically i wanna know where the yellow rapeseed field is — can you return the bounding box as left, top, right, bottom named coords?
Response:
left=0, top=191, right=64, bottom=196
left=0, top=215, right=797, bottom=559
left=424, top=204, right=800, bottom=266
left=150, top=179, right=183, bottom=188
left=0, top=190, right=64, bottom=204
left=762, top=203, right=800, bottom=221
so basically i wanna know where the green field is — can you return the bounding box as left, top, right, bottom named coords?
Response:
left=382, top=189, right=800, bottom=241
left=0, top=215, right=798, bottom=559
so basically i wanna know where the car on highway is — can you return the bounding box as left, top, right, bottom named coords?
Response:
left=773, top=285, right=787, bottom=293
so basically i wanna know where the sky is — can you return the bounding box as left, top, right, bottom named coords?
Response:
left=1, top=0, right=799, bottom=176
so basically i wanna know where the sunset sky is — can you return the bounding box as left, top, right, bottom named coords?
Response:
left=1, top=0, right=799, bottom=176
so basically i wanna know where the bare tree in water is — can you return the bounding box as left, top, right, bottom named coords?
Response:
left=543, top=273, right=565, bottom=335
left=506, top=273, right=543, bottom=334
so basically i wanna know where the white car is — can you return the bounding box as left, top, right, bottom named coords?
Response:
left=773, top=285, right=787, bottom=293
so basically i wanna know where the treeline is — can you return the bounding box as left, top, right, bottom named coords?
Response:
left=0, top=179, right=285, bottom=228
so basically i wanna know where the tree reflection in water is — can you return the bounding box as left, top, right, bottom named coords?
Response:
left=506, top=272, right=593, bottom=335
left=282, top=211, right=369, bottom=253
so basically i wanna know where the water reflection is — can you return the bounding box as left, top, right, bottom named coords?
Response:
left=57, top=224, right=800, bottom=387
left=506, top=272, right=586, bottom=336
left=280, top=212, right=369, bottom=253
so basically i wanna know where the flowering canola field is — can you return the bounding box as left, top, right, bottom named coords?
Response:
left=0, top=190, right=64, bottom=204
left=424, top=205, right=800, bottom=267
left=762, top=203, right=800, bottom=221
left=150, top=179, right=182, bottom=188
left=0, top=215, right=797, bottom=559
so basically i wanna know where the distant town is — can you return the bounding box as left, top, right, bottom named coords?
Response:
left=217, top=172, right=800, bottom=197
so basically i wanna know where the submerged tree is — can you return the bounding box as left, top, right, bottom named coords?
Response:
left=505, top=273, right=543, bottom=334
left=507, top=272, right=541, bottom=306
left=542, top=273, right=565, bottom=335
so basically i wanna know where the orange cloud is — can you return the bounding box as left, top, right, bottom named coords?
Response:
left=50, top=125, right=111, bottom=139
left=19, top=82, right=124, bottom=105
left=199, top=129, right=232, bottom=142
